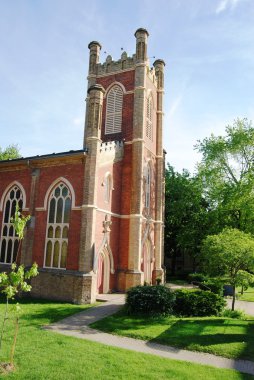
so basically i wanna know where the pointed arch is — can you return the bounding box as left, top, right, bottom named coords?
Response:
left=142, top=238, right=154, bottom=284
left=43, top=177, right=76, bottom=210
left=105, top=81, right=126, bottom=96
left=94, top=240, right=115, bottom=275
left=96, top=243, right=114, bottom=294
left=141, top=218, right=155, bottom=283
left=43, top=181, right=72, bottom=269
left=141, top=221, right=153, bottom=249
left=0, top=181, right=26, bottom=211
left=0, top=183, right=25, bottom=264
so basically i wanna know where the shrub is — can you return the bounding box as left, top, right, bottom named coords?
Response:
left=188, top=273, right=208, bottom=284
left=126, top=285, right=175, bottom=316
left=199, top=279, right=224, bottom=295
left=222, top=308, right=247, bottom=320
left=173, top=289, right=226, bottom=317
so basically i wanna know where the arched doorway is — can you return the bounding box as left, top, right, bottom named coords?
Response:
left=97, top=247, right=111, bottom=294
left=142, top=239, right=154, bottom=284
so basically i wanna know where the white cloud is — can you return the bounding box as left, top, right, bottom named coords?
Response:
left=215, top=0, right=242, bottom=14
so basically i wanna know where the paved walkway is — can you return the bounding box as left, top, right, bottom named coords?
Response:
left=44, top=294, right=254, bottom=377
left=226, top=299, right=254, bottom=316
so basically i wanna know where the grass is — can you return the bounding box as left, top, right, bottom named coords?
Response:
left=0, top=299, right=253, bottom=379
left=91, top=310, right=254, bottom=361
left=237, top=286, right=254, bottom=302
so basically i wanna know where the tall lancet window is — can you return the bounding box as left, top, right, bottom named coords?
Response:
left=0, top=185, right=23, bottom=264
left=105, top=85, right=123, bottom=134
left=146, top=94, right=153, bottom=140
left=44, top=183, right=71, bottom=269
left=145, top=164, right=151, bottom=210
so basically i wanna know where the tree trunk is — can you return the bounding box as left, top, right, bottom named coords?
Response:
left=0, top=297, right=9, bottom=350
left=10, top=317, right=19, bottom=365
left=241, top=285, right=244, bottom=295
left=232, top=285, right=236, bottom=311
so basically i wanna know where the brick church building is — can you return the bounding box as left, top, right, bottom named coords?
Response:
left=0, top=28, right=165, bottom=303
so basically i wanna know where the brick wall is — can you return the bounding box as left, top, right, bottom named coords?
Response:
left=97, top=70, right=135, bottom=142
left=0, top=157, right=84, bottom=272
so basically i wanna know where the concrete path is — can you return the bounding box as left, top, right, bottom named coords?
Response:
left=226, top=299, right=254, bottom=316
left=44, top=293, right=254, bottom=377
left=166, top=282, right=198, bottom=290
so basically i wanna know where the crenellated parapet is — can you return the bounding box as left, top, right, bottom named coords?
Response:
left=99, top=140, right=124, bottom=163
left=97, top=52, right=136, bottom=75
left=87, top=29, right=163, bottom=92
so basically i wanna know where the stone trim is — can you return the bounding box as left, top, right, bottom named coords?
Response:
left=86, top=136, right=102, bottom=142
left=80, top=205, right=164, bottom=223
left=95, top=67, right=135, bottom=78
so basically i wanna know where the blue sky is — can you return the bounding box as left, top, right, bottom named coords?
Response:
left=0, top=0, right=253, bottom=173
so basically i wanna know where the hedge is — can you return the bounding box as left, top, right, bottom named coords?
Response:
left=174, top=289, right=226, bottom=317
left=126, top=285, right=175, bottom=316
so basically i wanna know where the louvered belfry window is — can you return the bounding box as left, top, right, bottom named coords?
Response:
left=44, top=183, right=71, bottom=269
left=146, top=95, right=153, bottom=140
left=105, top=85, right=123, bottom=134
left=0, top=186, right=23, bottom=264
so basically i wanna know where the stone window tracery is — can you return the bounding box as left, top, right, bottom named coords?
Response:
left=105, top=85, right=123, bottom=134
left=44, top=183, right=71, bottom=269
left=0, top=185, right=23, bottom=264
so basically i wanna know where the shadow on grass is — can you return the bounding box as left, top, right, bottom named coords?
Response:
left=148, top=318, right=254, bottom=361
left=22, top=306, right=88, bottom=326
left=0, top=297, right=92, bottom=326
left=238, top=319, right=254, bottom=371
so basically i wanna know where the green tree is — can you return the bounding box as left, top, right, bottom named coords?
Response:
left=195, top=118, right=254, bottom=234
left=164, top=165, right=209, bottom=275
left=235, top=270, right=254, bottom=295
left=201, top=228, right=254, bottom=310
left=0, top=145, right=21, bottom=161
left=0, top=206, right=38, bottom=369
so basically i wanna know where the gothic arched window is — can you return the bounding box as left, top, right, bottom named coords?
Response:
left=0, top=185, right=23, bottom=264
left=145, top=164, right=151, bottom=209
left=44, top=183, right=71, bottom=269
left=146, top=94, right=153, bottom=140
left=105, top=85, right=123, bottom=134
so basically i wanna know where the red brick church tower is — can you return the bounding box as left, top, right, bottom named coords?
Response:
left=0, top=28, right=165, bottom=303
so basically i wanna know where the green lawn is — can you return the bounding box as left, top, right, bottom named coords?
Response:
left=237, top=286, right=254, bottom=302
left=91, top=310, right=254, bottom=361
left=0, top=300, right=253, bottom=379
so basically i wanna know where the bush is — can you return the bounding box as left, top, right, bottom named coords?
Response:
left=222, top=308, right=247, bottom=320
left=173, top=289, right=226, bottom=317
left=126, top=285, right=175, bottom=316
left=188, top=273, right=208, bottom=284
left=199, top=279, right=224, bottom=295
